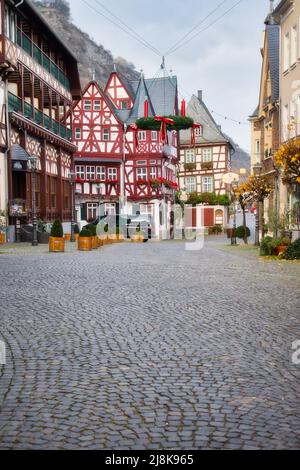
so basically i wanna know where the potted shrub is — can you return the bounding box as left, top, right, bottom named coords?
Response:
left=236, top=225, right=250, bottom=240
left=276, top=237, right=291, bottom=255
left=89, top=225, right=98, bottom=249
left=284, top=238, right=300, bottom=260
left=49, top=220, right=65, bottom=252
left=74, top=224, right=80, bottom=241
left=131, top=226, right=144, bottom=243
left=97, top=223, right=109, bottom=245
left=260, top=236, right=274, bottom=256
left=78, top=228, right=92, bottom=251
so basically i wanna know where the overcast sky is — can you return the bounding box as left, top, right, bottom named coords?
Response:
left=70, top=0, right=271, bottom=154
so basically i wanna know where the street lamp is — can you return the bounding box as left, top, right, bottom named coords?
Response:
left=253, top=163, right=262, bottom=246
left=27, top=155, right=38, bottom=247
left=69, top=170, right=76, bottom=242
left=231, top=181, right=238, bottom=246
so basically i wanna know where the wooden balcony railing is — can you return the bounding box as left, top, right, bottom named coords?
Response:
left=16, top=28, right=71, bottom=92
left=8, top=92, right=72, bottom=142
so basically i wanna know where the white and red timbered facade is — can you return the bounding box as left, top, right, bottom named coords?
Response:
left=0, top=0, right=80, bottom=234
left=178, top=92, right=233, bottom=228
left=73, top=72, right=179, bottom=235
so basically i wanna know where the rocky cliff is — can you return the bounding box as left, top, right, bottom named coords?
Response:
left=34, top=0, right=139, bottom=87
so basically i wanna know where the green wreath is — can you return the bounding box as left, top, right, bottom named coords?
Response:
left=136, top=116, right=194, bottom=132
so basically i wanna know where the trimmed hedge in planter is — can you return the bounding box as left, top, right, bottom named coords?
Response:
left=136, top=116, right=194, bottom=131
left=284, top=238, right=300, bottom=260
left=235, top=226, right=251, bottom=239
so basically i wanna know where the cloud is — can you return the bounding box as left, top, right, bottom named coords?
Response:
left=71, top=0, right=269, bottom=152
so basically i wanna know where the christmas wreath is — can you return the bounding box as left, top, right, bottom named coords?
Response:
left=136, top=116, right=194, bottom=132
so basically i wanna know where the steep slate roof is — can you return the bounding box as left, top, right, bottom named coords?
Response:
left=180, top=94, right=231, bottom=145
left=115, top=75, right=178, bottom=125
left=266, top=23, right=280, bottom=102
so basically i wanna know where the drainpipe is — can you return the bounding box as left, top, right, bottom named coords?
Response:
left=120, top=123, right=127, bottom=216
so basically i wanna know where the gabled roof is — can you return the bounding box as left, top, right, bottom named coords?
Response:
left=180, top=94, right=231, bottom=145
left=124, top=75, right=178, bottom=125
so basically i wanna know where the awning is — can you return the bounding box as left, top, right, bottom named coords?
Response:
left=11, top=144, right=30, bottom=161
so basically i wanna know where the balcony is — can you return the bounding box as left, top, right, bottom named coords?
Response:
left=8, top=92, right=72, bottom=142
left=16, top=28, right=71, bottom=92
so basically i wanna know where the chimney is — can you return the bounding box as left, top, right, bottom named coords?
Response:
left=197, top=90, right=203, bottom=101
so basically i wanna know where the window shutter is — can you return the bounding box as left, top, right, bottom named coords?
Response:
left=80, top=203, right=87, bottom=221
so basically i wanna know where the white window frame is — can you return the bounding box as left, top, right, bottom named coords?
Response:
left=202, top=147, right=213, bottom=162
left=83, top=100, right=91, bottom=111
left=291, top=25, right=297, bottom=66
left=284, top=32, right=290, bottom=71
left=195, top=126, right=202, bottom=137
left=186, top=176, right=196, bottom=194
left=108, top=168, right=117, bottom=180
left=86, top=166, right=95, bottom=180
left=185, top=149, right=195, bottom=163
left=94, top=100, right=101, bottom=111
left=149, top=166, right=156, bottom=179
left=202, top=176, right=213, bottom=193
left=136, top=167, right=147, bottom=181
left=76, top=165, right=85, bottom=179
left=87, top=203, right=98, bottom=221
left=75, top=127, right=81, bottom=140
left=104, top=203, right=116, bottom=215
left=151, top=131, right=158, bottom=140
left=96, top=166, right=106, bottom=181
left=138, top=131, right=146, bottom=141
left=103, top=128, right=110, bottom=141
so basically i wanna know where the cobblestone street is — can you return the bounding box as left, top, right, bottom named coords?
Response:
left=0, top=240, right=300, bottom=449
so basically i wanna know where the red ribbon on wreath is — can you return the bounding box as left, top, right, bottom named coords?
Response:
left=154, top=116, right=174, bottom=144
left=191, top=123, right=201, bottom=146
left=127, top=123, right=139, bottom=148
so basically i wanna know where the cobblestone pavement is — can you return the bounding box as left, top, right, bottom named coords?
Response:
left=0, top=240, right=300, bottom=450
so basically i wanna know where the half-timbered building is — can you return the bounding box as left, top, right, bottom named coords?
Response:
left=178, top=91, right=233, bottom=227
left=73, top=71, right=179, bottom=237
left=0, top=0, right=80, bottom=237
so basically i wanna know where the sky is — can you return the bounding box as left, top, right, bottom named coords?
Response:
left=70, top=0, right=272, bottom=154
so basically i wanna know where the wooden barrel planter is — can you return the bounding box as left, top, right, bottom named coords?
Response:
left=64, top=233, right=71, bottom=241
left=97, top=237, right=104, bottom=248
left=74, top=233, right=79, bottom=241
left=131, top=234, right=144, bottom=243
left=78, top=237, right=92, bottom=251
left=92, top=236, right=98, bottom=249
left=0, top=232, right=6, bottom=245
left=108, top=234, right=119, bottom=243
left=49, top=237, right=65, bottom=253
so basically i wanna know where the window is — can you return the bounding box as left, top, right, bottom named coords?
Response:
left=151, top=131, right=158, bottom=140
left=202, top=176, right=213, bottom=193
left=255, top=140, right=260, bottom=163
left=140, top=204, right=153, bottom=215
left=186, top=177, right=196, bottom=194
left=150, top=167, right=156, bottom=179
left=137, top=160, right=147, bottom=165
left=185, top=149, right=195, bottom=163
left=86, top=166, right=95, bottom=180
left=75, top=128, right=81, bottom=140
left=96, top=166, right=106, bottom=181
left=202, top=147, right=213, bottom=162
left=87, top=203, right=98, bottom=222
left=108, top=168, right=117, bottom=180
left=84, top=100, right=91, bottom=110
left=291, top=25, right=297, bottom=65
left=94, top=100, right=101, bottom=110
left=104, top=203, right=116, bottom=215
left=195, top=126, right=202, bottom=137
left=120, top=100, right=129, bottom=110
left=136, top=167, right=147, bottom=180
left=138, top=131, right=146, bottom=141
left=103, top=128, right=110, bottom=141
left=284, top=33, right=290, bottom=71
left=76, top=165, right=85, bottom=179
